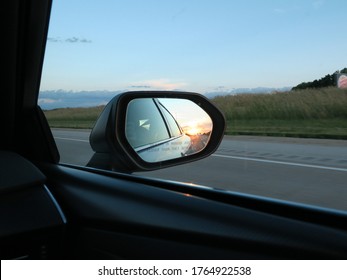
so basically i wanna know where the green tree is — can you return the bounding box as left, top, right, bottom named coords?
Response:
left=292, top=68, right=346, bottom=90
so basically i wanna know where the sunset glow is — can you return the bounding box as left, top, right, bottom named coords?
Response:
left=184, top=125, right=200, bottom=136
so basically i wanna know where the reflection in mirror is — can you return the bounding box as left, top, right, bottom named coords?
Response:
left=125, top=98, right=213, bottom=163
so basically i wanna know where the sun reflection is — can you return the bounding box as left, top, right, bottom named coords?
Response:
left=182, top=121, right=212, bottom=136
left=183, top=121, right=201, bottom=135
left=186, top=127, right=200, bottom=135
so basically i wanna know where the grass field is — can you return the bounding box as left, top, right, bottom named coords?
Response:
left=44, top=106, right=105, bottom=129
left=224, top=118, right=347, bottom=139
left=211, top=87, right=347, bottom=139
left=44, top=87, right=347, bottom=139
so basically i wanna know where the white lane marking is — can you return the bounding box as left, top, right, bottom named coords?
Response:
left=54, top=137, right=89, bottom=143
left=53, top=136, right=347, bottom=172
left=212, top=154, right=347, bottom=172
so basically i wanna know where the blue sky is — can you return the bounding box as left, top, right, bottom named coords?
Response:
left=40, top=0, right=346, bottom=94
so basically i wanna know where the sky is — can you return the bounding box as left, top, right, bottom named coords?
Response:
left=40, top=0, right=347, bottom=95
left=159, top=98, right=213, bottom=134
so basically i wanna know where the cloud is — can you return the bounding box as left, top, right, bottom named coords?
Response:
left=80, top=38, right=92, bottom=43
left=38, top=98, right=61, bottom=104
left=47, top=37, right=62, bottom=42
left=65, top=37, right=92, bottom=43
left=130, top=85, right=152, bottom=89
left=38, top=90, right=120, bottom=109
left=65, top=37, right=90, bottom=43
left=214, top=86, right=226, bottom=91
left=47, top=36, right=92, bottom=43
left=39, top=81, right=187, bottom=109
left=132, top=79, right=187, bottom=91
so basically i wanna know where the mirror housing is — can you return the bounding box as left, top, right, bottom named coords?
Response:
left=88, top=91, right=225, bottom=173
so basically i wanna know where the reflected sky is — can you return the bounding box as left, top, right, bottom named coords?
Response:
left=158, top=98, right=212, bottom=135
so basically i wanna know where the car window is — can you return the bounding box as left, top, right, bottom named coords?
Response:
left=39, top=0, right=347, bottom=211
left=126, top=99, right=170, bottom=148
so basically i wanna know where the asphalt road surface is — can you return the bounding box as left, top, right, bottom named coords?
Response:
left=52, top=128, right=347, bottom=211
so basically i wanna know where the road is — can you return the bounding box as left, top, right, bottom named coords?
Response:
left=52, top=128, right=347, bottom=211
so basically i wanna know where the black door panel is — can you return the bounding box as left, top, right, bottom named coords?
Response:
left=42, top=164, right=347, bottom=259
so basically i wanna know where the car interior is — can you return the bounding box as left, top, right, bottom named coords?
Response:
left=1, top=0, right=347, bottom=260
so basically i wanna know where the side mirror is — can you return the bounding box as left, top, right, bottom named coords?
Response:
left=88, top=91, right=225, bottom=173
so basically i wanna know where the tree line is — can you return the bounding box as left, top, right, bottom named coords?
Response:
left=292, top=67, right=347, bottom=90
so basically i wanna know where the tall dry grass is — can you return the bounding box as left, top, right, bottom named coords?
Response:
left=211, top=87, right=347, bottom=120
left=44, top=106, right=105, bottom=128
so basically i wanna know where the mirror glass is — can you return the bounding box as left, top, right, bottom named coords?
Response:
left=125, top=98, right=213, bottom=163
